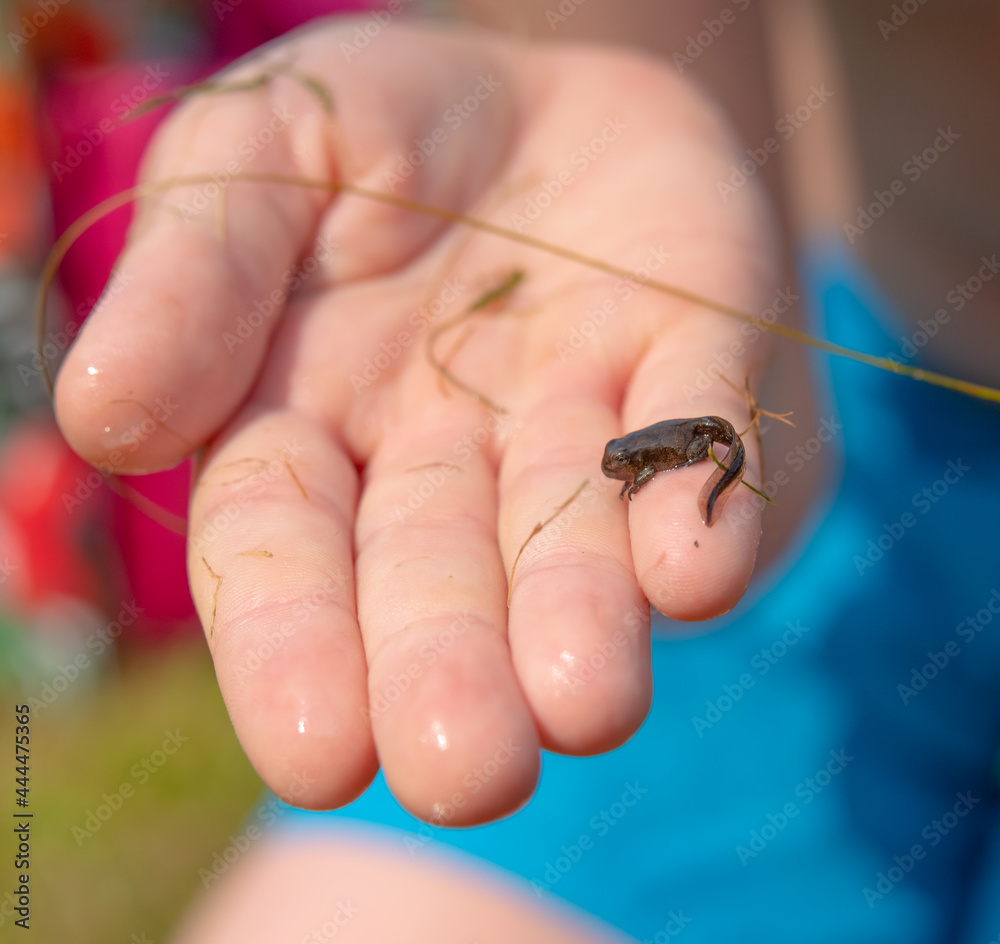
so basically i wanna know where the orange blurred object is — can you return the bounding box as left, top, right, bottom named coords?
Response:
left=0, top=71, right=46, bottom=262
left=11, top=0, right=114, bottom=70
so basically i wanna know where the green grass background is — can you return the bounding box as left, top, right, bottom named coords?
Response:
left=0, top=635, right=264, bottom=943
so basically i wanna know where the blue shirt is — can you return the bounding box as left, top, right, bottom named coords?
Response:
left=278, top=243, right=1000, bottom=944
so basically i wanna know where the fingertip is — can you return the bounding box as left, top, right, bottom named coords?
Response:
left=510, top=571, right=652, bottom=756
left=371, top=630, right=541, bottom=826
left=54, top=359, right=194, bottom=473
left=630, top=474, right=761, bottom=622
left=214, top=612, right=379, bottom=811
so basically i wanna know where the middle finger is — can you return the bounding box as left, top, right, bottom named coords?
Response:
left=355, top=400, right=541, bottom=825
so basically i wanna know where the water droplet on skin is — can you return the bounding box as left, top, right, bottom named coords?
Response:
left=297, top=718, right=307, bottom=735
left=87, top=366, right=99, bottom=375
left=550, top=649, right=578, bottom=685
left=558, top=649, right=578, bottom=669
left=428, top=720, right=449, bottom=750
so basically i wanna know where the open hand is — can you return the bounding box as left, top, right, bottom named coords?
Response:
left=55, top=20, right=778, bottom=824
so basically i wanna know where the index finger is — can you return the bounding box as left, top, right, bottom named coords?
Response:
left=53, top=67, right=328, bottom=473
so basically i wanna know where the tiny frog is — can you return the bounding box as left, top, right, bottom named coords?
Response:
left=601, top=416, right=746, bottom=526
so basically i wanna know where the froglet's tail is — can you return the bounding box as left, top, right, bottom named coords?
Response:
left=696, top=417, right=746, bottom=526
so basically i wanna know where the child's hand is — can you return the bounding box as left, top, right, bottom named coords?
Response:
left=54, top=21, right=777, bottom=823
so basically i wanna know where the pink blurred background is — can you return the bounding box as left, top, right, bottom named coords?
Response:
left=0, top=0, right=371, bottom=655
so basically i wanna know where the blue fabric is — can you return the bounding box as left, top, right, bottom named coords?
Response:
left=276, top=243, right=1000, bottom=943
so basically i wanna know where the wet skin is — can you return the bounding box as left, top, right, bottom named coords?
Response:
left=601, top=416, right=746, bottom=526
left=52, top=23, right=775, bottom=820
